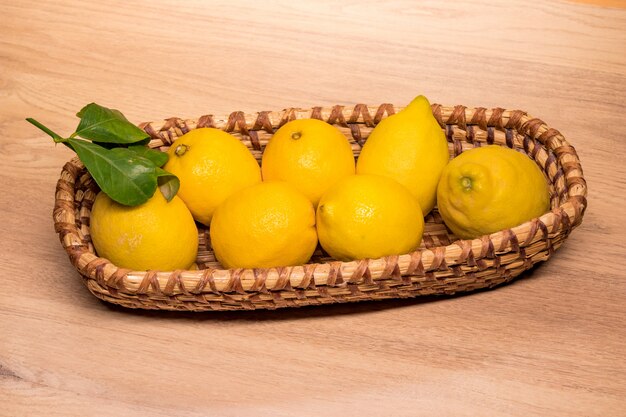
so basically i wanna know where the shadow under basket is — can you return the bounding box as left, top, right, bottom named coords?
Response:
left=53, top=103, right=588, bottom=311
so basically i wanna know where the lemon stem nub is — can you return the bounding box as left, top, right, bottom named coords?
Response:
left=461, top=176, right=472, bottom=191
left=291, top=132, right=302, bottom=140
left=175, top=144, right=189, bottom=156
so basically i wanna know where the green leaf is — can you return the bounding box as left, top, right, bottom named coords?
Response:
left=67, top=138, right=157, bottom=206
left=128, top=145, right=169, bottom=167
left=155, top=167, right=180, bottom=202
left=74, top=103, right=149, bottom=144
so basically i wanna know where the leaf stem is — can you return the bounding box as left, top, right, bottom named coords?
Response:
left=25, top=118, right=66, bottom=142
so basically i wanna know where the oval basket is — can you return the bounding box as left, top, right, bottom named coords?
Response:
left=53, top=103, right=587, bottom=311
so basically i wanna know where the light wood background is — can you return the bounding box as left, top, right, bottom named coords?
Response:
left=1, top=0, right=625, bottom=416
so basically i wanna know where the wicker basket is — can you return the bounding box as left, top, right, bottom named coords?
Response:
left=53, top=103, right=587, bottom=311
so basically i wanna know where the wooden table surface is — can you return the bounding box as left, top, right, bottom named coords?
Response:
left=2, top=0, right=625, bottom=415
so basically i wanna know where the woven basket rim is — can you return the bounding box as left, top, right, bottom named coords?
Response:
left=53, top=103, right=587, bottom=305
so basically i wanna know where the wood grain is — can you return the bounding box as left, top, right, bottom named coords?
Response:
left=1, top=0, right=625, bottom=415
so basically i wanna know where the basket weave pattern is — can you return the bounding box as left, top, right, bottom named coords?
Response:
left=53, top=104, right=587, bottom=311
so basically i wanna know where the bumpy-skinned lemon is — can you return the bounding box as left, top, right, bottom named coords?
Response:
left=90, top=191, right=198, bottom=271
left=437, top=145, right=551, bottom=239
left=316, top=174, right=424, bottom=261
left=210, top=182, right=317, bottom=269
left=163, top=128, right=261, bottom=226
left=356, top=95, right=449, bottom=215
left=261, top=119, right=355, bottom=207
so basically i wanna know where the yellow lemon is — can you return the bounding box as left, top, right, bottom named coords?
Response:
left=316, top=174, right=424, bottom=261
left=437, top=145, right=551, bottom=240
left=163, top=128, right=261, bottom=226
left=209, top=182, right=317, bottom=269
left=90, top=191, right=198, bottom=271
left=356, top=95, right=449, bottom=215
left=261, top=119, right=355, bottom=207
